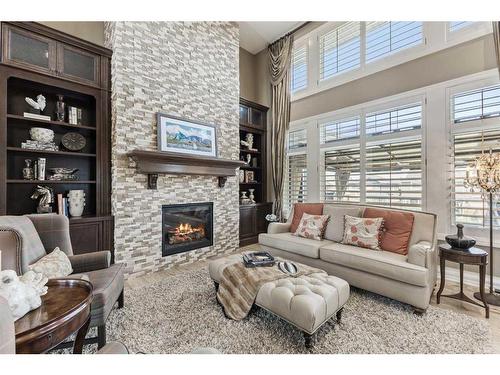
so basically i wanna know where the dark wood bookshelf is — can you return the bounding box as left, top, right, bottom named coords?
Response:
left=0, top=21, right=113, bottom=258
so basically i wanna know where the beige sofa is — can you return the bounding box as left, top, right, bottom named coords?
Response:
left=258, top=204, right=437, bottom=312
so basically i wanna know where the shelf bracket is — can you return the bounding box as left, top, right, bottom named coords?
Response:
left=147, top=174, right=159, bottom=189
left=218, top=176, right=227, bottom=188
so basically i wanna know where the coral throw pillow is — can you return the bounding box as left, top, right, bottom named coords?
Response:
left=28, top=247, right=73, bottom=279
left=342, top=215, right=384, bottom=250
left=290, top=203, right=323, bottom=233
left=364, top=208, right=415, bottom=255
left=294, top=213, right=330, bottom=240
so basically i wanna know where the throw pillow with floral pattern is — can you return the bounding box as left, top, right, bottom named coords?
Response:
left=294, top=213, right=330, bottom=240
left=342, top=215, right=384, bottom=250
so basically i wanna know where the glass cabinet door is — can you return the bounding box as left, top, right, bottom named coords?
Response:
left=250, top=108, right=264, bottom=128
left=2, top=24, right=56, bottom=74
left=57, top=43, right=99, bottom=86
left=239, top=105, right=249, bottom=125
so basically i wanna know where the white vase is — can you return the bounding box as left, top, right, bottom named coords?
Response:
left=68, top=190, right=85, bottom=217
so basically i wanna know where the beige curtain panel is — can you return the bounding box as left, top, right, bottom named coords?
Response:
left=268, top=34, right=293, bottom=221
left=494, top=22, right=500, bottom=76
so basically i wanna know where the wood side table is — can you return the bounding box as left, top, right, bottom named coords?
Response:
left=437, top=244, right=489, bottom=318
left=15, top=278, right=93, bottom=354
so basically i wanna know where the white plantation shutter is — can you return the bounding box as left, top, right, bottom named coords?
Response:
left=452, top=130, right=500, bottom=228
left=285, top=154, right=308, bottom=212
left=291, top=44, right=308, bottom=93
left=320, top=22, right=361, bottom=80
left=288, top=129, right=307, bottom=150
left=366, top=103, right=422, bottom=136
left=365, top=139, right=422, bottom=210
left=449, top=21, right=474, bottom=33
left=366, top=22, right=423, bottom=63
left=321, top=146, right=361, bottom=203
left=320, top=116, right=360, bottom=144
left=452, top=85, right=500, bottom=123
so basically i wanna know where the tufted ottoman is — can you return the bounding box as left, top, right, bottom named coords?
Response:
left=209, top=254, right=350, bottom=347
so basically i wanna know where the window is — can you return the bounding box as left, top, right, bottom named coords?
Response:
left=320, top=116, right=360, bottom=144
left=448, top=21, right=475, bottom=33
left=319, top=22, right=361, bottom=81
left=452, top=130, right=500, bottom=228
left=285, top=154, right=308, bottom=212
left=365, top=22, right=423, bottom=63
left=288, top=129, right=307, bottom=150
left=321, top=146, right=361, bottom=203
left=366, top=103, right=422, bottom=135
left=452, top=84, right=500, bottom=123
left=291, top=44, right=308, bottom=93
left=365, top=139, right=422, bottom=210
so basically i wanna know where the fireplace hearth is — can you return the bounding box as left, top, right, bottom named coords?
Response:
left=162, top=202, right=213, bottom=256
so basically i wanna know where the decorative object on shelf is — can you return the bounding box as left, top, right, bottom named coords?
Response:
left=61, top=132, right=86, bottom=151
left=240, top=133, right=257, bottom=151
left=245, top=170, right=255, bottom=183
left=68, top=189, right=85, bottom=217
left=21, top=139, right=59, bottom=151
left=157, top=113, right=217, bottom=157
left=464, top=137, right=500, bottom=306
left=67, top=106, right=82, bottom=125
left=31, top=185, right=54, bottom=213
left=445, top=224, right=476, bottom=250
left=47, top=168, right=79, bottom=181
left=265, top=213, right=278, bottom=223
left=251, top=158, right=258, bottom=168
left=240, top=191, right=252, bottom=205
left=24, top=94, right=50, bottom=121
left=248, top=188, right=256, bottom=204
left=23, top=159, right=34, bottom=180
left=0, top=270, right=48, bottom=321
left=55, top=94, right=66, bottom=122
left=239, top=169, right=245, bottom=183
left=36, top=157, right=46, bottom=180
left=29, top=127, right=54, bottom=143
left=246, top=153, right=252, bottom=164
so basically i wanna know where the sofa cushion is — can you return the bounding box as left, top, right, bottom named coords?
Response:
left=319, top=242, right=428, bottom=287
left=294, top=213, right=330, bottom=240
left=259, top=232, right=333, bottom=259
left=323, top=205, right=363, bottom=242
left=290, top=203, right=323, bottom=233
left=364, top=207, right=414, bottom=255
left=342, top=215, right=384, bottom=250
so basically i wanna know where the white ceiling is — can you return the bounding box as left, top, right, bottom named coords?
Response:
left=238, top=22, right=304, bottom=54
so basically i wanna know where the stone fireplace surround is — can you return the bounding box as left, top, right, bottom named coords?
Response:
left=105, top=22, right=240, bottom=278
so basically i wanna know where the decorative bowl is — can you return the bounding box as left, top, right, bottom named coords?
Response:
left=48, top=168, right=78, bottom=175
left=30, top=127, right=54, bottom=143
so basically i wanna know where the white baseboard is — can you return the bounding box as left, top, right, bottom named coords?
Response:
left=443, top=266, right=500, bottom=290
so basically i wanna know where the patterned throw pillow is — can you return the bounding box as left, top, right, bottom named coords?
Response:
left=294, top=213, right=330, bottom=240
left=342, top=215, right=384, bottom=250
left=28, top=247, right=73, bottom=279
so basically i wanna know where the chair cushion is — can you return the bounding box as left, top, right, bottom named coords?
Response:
left=323, top=205, right=363, bottom=242
left=72, top=263, right=124, bottom=325
left=28, top=247, right=73, bottom=279
left=319, top=242, right=428, bottom=287
left=0, top=216, right=46, bottom=274
left=364, top=207, right=414, bottom=255
left=290, top=203, right=323, bottom=233
left=259, top=232, right=333, bottom=259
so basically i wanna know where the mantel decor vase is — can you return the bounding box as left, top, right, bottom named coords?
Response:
left=445, top=224, right=476, bottom=250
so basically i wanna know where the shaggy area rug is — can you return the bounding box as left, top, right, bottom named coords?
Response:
left=99, top=268, right=492, bottom=354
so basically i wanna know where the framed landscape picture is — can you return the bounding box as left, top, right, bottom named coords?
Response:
left=157, top=113, right=217, bottom=157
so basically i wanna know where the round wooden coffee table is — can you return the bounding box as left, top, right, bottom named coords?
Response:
left=437, top=244, right=489, bottom=318
left=15, top=278, right=93, bottom=354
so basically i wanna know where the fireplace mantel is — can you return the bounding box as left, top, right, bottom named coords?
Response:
left=127, top=150, right=246, bottom=189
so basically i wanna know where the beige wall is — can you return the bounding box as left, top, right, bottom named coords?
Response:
left=291, top=34, right=497, bottom=121
left=39, top=21, right=105, bottom=46
left=239, top=47, right=257, bottom=102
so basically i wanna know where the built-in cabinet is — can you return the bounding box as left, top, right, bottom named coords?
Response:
left=239, top=98, right=272, bottom=246
left=0, top=22, right=113, bottom=258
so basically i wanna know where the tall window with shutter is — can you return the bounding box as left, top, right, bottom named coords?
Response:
left=451, top=84, right=500, bottom=228
left=284, top=129, right=308, bottom=214
left=291, top=44, right=308, bottom=93
left=319, top=22, right=361, bottom=81
left=365, top=22, right=423, bottom=63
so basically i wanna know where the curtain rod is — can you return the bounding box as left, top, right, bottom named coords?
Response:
left=269, top=22, right=311, bottom=46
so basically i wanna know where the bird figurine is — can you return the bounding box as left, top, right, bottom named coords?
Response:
left=25, top=94, right=47, bottom=113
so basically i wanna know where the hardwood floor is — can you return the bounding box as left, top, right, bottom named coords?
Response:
left=125, top=244, right=500, bottom=353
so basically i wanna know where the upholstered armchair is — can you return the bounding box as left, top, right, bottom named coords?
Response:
left=0, top=214, right=124, bottom=349
left=0, top=296, right=128, bottom=354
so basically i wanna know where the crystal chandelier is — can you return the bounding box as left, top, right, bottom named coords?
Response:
left=464, top=146, right=500, bottom=197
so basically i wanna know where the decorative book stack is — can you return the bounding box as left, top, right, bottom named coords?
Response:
left=21, top=140, right=59, bottom=151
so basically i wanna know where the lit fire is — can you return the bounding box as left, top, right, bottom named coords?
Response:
left=168, top=222, right=206, bottom=245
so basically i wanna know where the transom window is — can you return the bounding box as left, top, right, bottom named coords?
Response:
left=291, top=44, right=308, bottom=93
left=366, top=103, right=422, bottom=135
left=452, top=84, right=500, bottom=123
left=288, top=129, right=307, bottom=150
left=448, top=21, right=475, bottom=33
left=320, top=116, right=360, bottom=144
